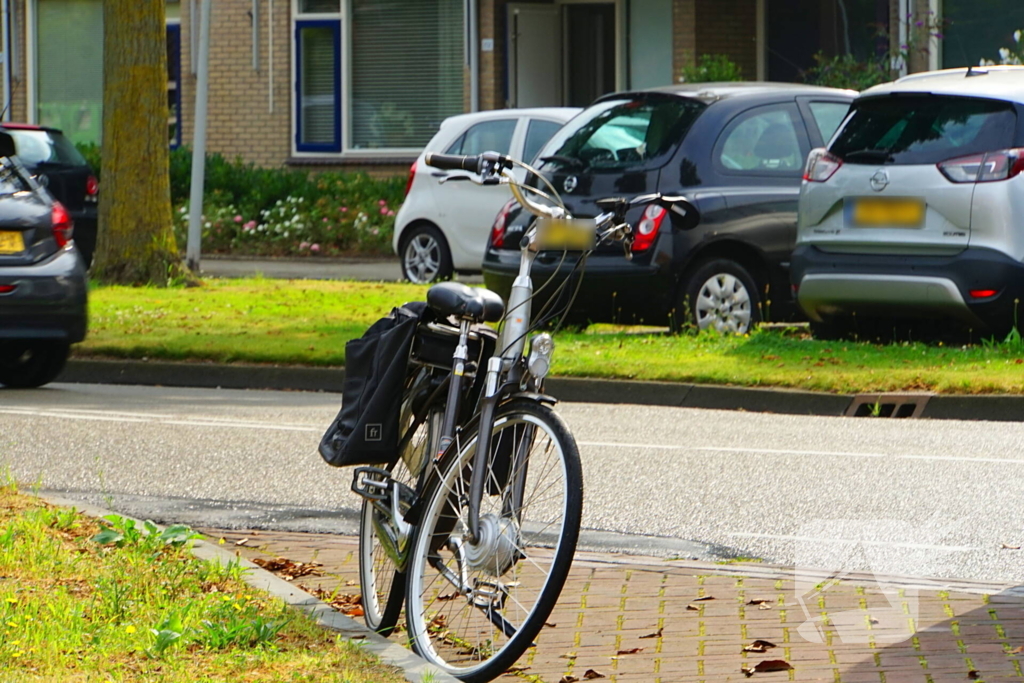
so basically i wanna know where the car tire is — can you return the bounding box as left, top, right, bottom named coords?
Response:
left=677, top=259, right=762, bottom=334
left=399, top=223, right=453, bottom=285
left=0, top=340, right=71, bottom=388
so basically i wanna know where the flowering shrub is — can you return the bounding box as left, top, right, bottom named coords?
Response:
left=981, top=30, right=1023, bottom=66
left=679, top=54, right=743, bottom=83
left=83, top=144, right=405, bottom=257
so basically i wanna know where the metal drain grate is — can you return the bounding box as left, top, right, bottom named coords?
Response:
left=846, top=393, right=931, bottom=418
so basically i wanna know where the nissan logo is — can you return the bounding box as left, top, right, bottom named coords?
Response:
left=563, top=175, right=578, bottom=194
left=869, top=169, right=889, bottom=192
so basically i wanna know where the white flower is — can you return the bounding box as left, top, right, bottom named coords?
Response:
left=1015, top=30, right=1022, bottom=44
left=1000, top=47, right=1011, bottom=61
left=204, top=221, right=211, bottom=228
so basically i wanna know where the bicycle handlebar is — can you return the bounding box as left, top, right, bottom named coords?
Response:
left=424, top=153, right=484, bottom=172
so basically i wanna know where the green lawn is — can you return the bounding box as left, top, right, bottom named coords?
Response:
left=0, top=484, right=405, bottom=682
left=79, top=278, right=1024, bottom=395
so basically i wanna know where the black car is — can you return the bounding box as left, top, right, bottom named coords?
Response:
left=482, top=83, right=854, bottom=333
left=0, top=132, right=87, bottom=388
left=1, top=124, right=99, bottom=268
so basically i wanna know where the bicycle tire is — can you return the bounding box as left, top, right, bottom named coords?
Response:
left=404, top=399, right=583, bottom=682
left=359, top=403, right=443, bottom=636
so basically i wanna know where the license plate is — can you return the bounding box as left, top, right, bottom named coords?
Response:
left=0, top=230, right=23, bottom=254
left=536, top=218, right=596, bottom=251
left=848, top=198, right=925, bottom=228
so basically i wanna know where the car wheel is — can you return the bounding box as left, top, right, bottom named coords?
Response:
left=0, top=340, right=71, bottom=388
left=679, top=259, right=762, bottom=334
left=400, top=224, right=453, bottom=285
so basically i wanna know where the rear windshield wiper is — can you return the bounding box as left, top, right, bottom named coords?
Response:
left=538, top=154, right=585, bottom=170
left=841, top=149, right=895, bottom=163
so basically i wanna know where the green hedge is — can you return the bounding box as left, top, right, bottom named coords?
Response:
left=76, top=144, right=405, bottom=257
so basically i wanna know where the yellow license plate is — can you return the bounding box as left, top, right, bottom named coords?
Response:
left=536, top=218, right=596, bottom=251
left=849, top=198, right=925, bottom=227
left=0, top=230, right=23, bottom=254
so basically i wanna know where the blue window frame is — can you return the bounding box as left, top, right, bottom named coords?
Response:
left=295, top=20, right=341, bottom=153
left=167, top=23, right=182, bottom=149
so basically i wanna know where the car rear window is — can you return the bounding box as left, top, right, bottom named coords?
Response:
left=830, top=95, right=1017, bottom=165
left=6, top=129, right=89, bottom=167
left=537, top=97, right=705, bottom=171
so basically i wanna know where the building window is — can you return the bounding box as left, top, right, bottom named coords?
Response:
left=35, top=0, right=104, bottom=145
left=292, top=0, right=465, bottom=155
left=167, top=23, right=182, bottom=148
left=295, top=20, right=341, bottom=152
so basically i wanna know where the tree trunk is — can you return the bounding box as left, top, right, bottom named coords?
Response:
left=93, top=0, right=185, bottom=285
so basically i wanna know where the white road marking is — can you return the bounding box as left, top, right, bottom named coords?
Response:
left=0, top=408, right=319, bottom=433
left=579, top=441, right=1024, bottom=465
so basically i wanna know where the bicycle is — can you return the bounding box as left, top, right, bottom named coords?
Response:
left=347, top=150, right=699, bottom=682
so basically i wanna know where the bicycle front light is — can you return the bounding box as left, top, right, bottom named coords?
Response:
left=527, top=333, right=555, bottom=380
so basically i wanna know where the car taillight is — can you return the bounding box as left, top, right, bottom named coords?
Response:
left=0, top=285, right=16, bottom=294
left=404, top=161, right=417, bottom=197
left=85, top=174, right=99, bottom=202
left=969, top=289, right=999, bottom=299
left=491, top=199, right=516, bottom=249
left=631, top=204, right=666, bottom=253
left=938, top=148, right=1024, bottom=183
left=52, top=201, right=73, bottom=248
left=803, top=148, right=842, bottom=183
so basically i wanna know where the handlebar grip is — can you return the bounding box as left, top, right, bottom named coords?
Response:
left=424, top=153, right=480, bottom=172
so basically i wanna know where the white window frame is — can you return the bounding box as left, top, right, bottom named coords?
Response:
left=291, top=0, right=462, bottom=159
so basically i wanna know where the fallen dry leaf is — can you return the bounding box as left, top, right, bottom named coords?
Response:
left=235, top=538, right=249, bottom=546
left=545, top=621, right=557, bottom=628
left=1001, top=543, right=1021, bottom=550
left=559, top=652, right=578, bottom=660
left=505, top=666, right=529, bottom=674
left=1011, top=646, right=1024, bottom=654
left=968, top=671, right=981, bottom=680
left=639, top=627, right=664, bottom=639
left=743, top=640, right=777, bottom=653
left=300, top=585, right=364, bottom=617
left=692, top=596, right=715, bottom=602
left=747, top=599, right=773, bottom=610
left=869, top=617, right=880, bottom=625
left=437, top=592, right=459, bottom=601
left=251, top=556, right=324, bottom=579
left=559, top=676, right=579, bottom=683
left=686, top=604, right=700, bottom=611
left=616, top=647, right=644, bottom=655
left=752, top=659, right=793, bottom=675
left=583, top=670, right=606, bottom=680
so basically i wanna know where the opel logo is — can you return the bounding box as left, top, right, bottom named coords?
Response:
left=869, top=169, right=889, bottom=192
left=563, top=175, right=578, bottom=194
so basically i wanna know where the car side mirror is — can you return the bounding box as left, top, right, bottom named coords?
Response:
left=657, top=196, right=700, bottom=231
left=0, top=131, right=15, bottom=159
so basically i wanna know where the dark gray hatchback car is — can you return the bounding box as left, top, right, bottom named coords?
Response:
left=0, top=132, right=87, bottom=388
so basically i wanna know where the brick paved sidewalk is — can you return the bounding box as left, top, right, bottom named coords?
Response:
left=199, top=528, right=1024, bottom=683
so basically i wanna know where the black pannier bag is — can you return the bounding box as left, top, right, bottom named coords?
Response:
left=319, top=302, right=427, bottom=467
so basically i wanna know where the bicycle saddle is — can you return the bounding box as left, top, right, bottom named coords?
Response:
left=427, top=282, right=505, bottom=323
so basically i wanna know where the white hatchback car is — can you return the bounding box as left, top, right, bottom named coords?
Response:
left=394, top=107, right=581, bottom=283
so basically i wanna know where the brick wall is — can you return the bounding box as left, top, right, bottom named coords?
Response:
left=179, top=0, right=291, bottom=169
left=695, top=0, right=758, bottom=80
left=672, top=0, right=697, bottom=83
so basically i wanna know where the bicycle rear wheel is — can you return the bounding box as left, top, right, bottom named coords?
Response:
left=359, top=402, right=442, bottom=636
left=405, top=399, right=582, bottom=682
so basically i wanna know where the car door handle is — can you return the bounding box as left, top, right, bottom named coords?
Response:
left=430, top=171, right=448, bottom=179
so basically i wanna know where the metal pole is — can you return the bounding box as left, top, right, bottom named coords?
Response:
left=252, top=0, right=259, bottom=71
left=1, top=0, right=10, bottom=121
left=186, top=0, right=212, bottom=273
left=469, top=0, right=479, bottom=112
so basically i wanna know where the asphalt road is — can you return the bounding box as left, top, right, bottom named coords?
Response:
left=4, top=382, right=1024, bottom=585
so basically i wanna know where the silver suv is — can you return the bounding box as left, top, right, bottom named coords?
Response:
left=792, top=66, right=1024, bottom=339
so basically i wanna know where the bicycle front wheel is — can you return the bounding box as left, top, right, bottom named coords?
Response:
left=405, top=399, right=583, bottom=682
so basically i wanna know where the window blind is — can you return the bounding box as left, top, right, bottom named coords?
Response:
left=298, top=23, right=339, bottom=149
left=350, top=0, right=465, bottom=149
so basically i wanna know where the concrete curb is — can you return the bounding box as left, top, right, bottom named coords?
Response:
left=59, top=358, right=1024, bottom=421
left=30, top=491, right=459, bottom=683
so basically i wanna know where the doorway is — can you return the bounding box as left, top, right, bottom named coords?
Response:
left=508, top=1, right=618, bottom=108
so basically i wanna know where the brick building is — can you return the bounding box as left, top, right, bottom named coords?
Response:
left=3, top=0, right=1023, bottom=175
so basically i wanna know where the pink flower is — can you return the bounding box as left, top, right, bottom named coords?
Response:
left=371, top=228, right=380, bottom=236
left=380, top=207, right=388, bottom=215
left=341, top=207, right=348, bottom=213
left=311, top=243, right=320, bottom=252
left=378, top=199, right=387, bottom=206
left=322, top=217, right=328, bottom=222
left=244, top=220, right=256, bottom=230
left=386, top=209, right=395, bottom=217
left=299, top=241, right=310, bottom=250
left=234, top=215, right=243, bottom=223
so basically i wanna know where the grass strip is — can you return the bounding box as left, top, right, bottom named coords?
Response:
left=0, top=484, right=406, bottom=682
left=79, top=278, right=1024, bottom=395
